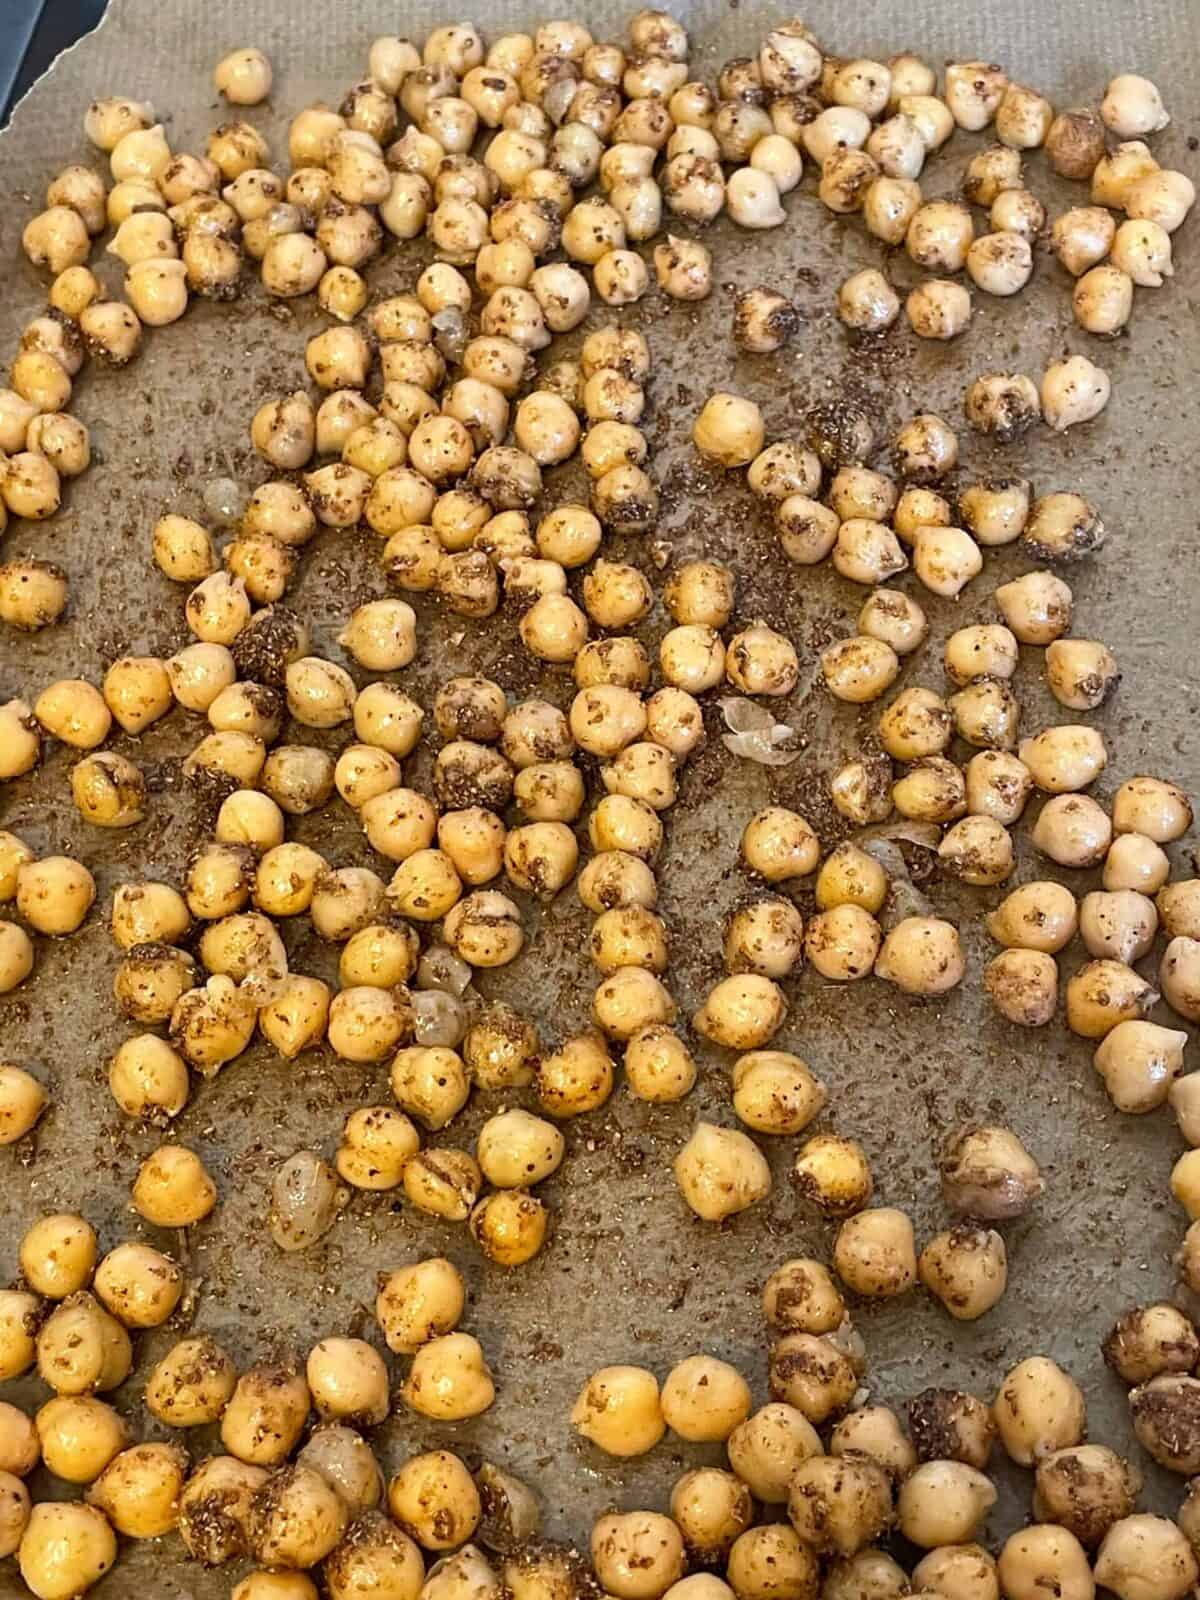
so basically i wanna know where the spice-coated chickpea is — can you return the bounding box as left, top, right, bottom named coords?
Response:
left=592, top=1512, right=685, bottom=1600
left=821, top=636, right=901, bottom=703
left=984, top=946, right=1057, bottom=1026
left=624, top=1026, right=696, bottom=1104
left=0, top=559, right=66, bottom=632
left=855, top=591, right=926, bottom=659
left=327, top=985, right=410, bottom=1064
left=768, top=1331, right=858, bottom=1424
left=37, top=1291, right=132, bottom=1394
left=727, top=1403, right=822, bottom=1505
left=1031, top=1444, right=1140, bottom=1550
left=786, top=1453, right=892, bottom=1559
left=788, top=1119, right=876, bottom=1210
left=966, top=748, right=1036, bottom=825
left=945, top=625, right=1019, bottom=686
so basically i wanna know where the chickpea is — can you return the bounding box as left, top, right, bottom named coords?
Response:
left=906, top=278, right=972, bottom=339
left=18, top=855, right=95, bottom=935
left=653, top=235, right=714, bottom=301
left=37, top=1292, right=132, bottom=1395
left=875, top=916, right=965, bottom=996
left=998, top=1526, right=1093, bottom=1600
left=1031, top=1445, right=1141, bottom=1553
left=993, top=1356, right=1086, bottom=1467
left=0, top=1064, right=46, bottom=1144
left=20, top=1214, right=97, bottom=1299
left=693, top=394, right=766, bottom=469
left=590, top=1514, right=684, bottom=1600
left=0, top=923, right=33, bottom=994
left=768, top=1330, right=858, bottom=1424
left=1126, top=168, right=1195, bottom=232
left=401, top=1332, right=494, bottom=1422
left=0, top=562, right=67, bottom=639
left=1101, top=834, right=1169, bottom=897
left=670, top=1470, right=752, bottom=1564
left=821, top=636, right=901, bottom=704
left=945, top=625, right=1019, bottom=687
left=985, top=949, right=1058, bottom=1026
left=18, top=1502, right=117, bottom=1598
left=725, top=1404, right=820, bottom=1508
left=895, top=1458, right=997, bottom=1549
left=0, top=1288, right=39, bottom=1380
left=786, top=1453, right=892, bottom=1560
left=1096, top=1515, right=1198, bottom=1600
left=906, top=201, right=973, bottom=274
left=675, top=1121, right=771, bottom=1221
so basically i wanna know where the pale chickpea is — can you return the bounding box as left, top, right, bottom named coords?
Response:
left=1033, top=794, right=1113, bottom=867
left=896, top=1459, right=997, bottom=1551
left=727, top=1525, right=818, bottom=1600
left=693, top=393, right=765, bottom=468
left=998, top=1526, right=1093, bottom=1600
left=674, top=1121, right=771, bottom=1221
left=670, top=1470, right=752, bottom=1564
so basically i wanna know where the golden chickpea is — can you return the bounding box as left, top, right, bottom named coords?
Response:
left=0, top=922, right=33, bottom=994
left=144, top=1333, right=237, bottom=1426
left=829, top=1406, right=916, bottom=1482
left=34, top=1395, right=127, bottom=1478
left=920, top=1224, right=1009, bottom=1320
left=18, top=1501, right=117, bottom=1599
left=17, top=855, right=95, bottom=935
left=401, top=1333, right=494, bottom=1422
left=0, top=1065, right=46, bottom=1144
left=152, top=508, right=216, bottom=579
left=793, top=1133, right=873, bottom=1216
left=0, top=1289, right=38, bottom=1380
left=670, top=1471, right=751, bottom=1564
left=726, top=1403, right=822, bottom=1504
left=833, top=1207, right=917, bottom=1298
left=526, top=1031, right=609, bottom=1119
left=727, top=1525, right=818, bottom=1600
left=0, top=1403, right=37, bottom=1481
left=662, top=1356, right=752, bottom=1442
left=985, top=949, right=1058, bottom=1027
left=36, top=1292, right=131, bottom=1395
left=403, top=1150, right=480, bottom=1221
left=674, top=1121, right=771, bottom=1221
left=20, top=1214, right=96, bottom=1299
left=998, top=1525, right=1093, bottom=1600
left=94, top=1242, right=183, bottom=1328
left=373, top=1259, right=464, bottom=1358
left=86, top=1439, right=188, bottom=1538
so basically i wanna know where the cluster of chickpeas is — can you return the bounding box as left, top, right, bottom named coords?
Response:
left=565, top=1239, right=1200, bottom=1600
left=0, top=828, right=96, bottom=999
left=0, top=1222, right=535, bottom=1600
left=816, top=61, right=1191, bottom=353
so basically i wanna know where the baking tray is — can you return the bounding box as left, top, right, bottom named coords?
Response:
left=0, top=1, right=1198, bottom=1593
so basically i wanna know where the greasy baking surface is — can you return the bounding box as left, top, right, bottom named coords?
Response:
left=1, top=2, right=1199, bottom=1593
